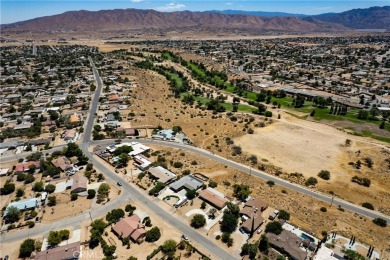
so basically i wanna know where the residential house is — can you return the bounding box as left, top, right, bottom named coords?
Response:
left=125, top=128, right=136, bottom=136
left=241, top=198, right=268, bottom=215
left=13, top=122, right=32, bottom=131
left=34, top=241, right=80, bottom=260
left=112, top=215, right=147, bottom=243
left=4, top=198, right=38, bottom=215
left=52, top=156, right=73, bottom=171
left=169, top=175, right=204, bottom=192
left=69, top=113, right=82, bottom=125
left=198, top=188, right=229, bottom=210
left=266, top=230, right=307, bottom=260
left=14, top=161, right=41, bottom=173
left=70, top=172, right=88, bottom=193
left=64, top=129, right=77, bottom=141
left=148, top=166, right=177, bottom=184
left=108, top=94, right=119, bottom=103
left=133, top=155, right=153, bottom=170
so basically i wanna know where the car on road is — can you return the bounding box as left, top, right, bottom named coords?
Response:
left=117, top=182, right=122, bottom=186
left=182, top=234, right=189, bottom=241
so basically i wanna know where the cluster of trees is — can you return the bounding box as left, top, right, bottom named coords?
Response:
left=190, top=214, right=206, bottom=229
left=329, top=103, right=348, bottom=116
left=232, top=184, right=252, bottom=201
left=47, top=230, right=70, bottom=246
left=106, top=208, right=125, bottom=223
left=220, top=202, right=240, bottom=234
left=148, top=182, right=165, bottom=196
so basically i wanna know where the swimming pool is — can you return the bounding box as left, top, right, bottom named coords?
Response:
left=301, top=233, right=315, bottom=242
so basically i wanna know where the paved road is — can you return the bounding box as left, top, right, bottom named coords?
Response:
left=91, top=138, right=390, bottom=224
left=84, top=57, right=103, bottom=144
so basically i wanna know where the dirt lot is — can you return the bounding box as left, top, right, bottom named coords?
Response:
left=234, top=111, right=390, bottom=215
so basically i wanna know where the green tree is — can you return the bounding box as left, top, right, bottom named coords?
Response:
left=98, top=183, right=110, bottom=199
left=87, top=189, right=96, bottom=199
left=5, top=206, right=21, bottom=223
left=32, top=181, right=44, bottom=192
left=24, top=174, right=35, bottom=184
left=258, top=234, right=269, bottom=254
left=0, top=180, right=15, bottom=195
left=48, top=195, right=57, bottom=206
left=106, top=208, right=125, bottom=223
left=241, top=243, right=258, bottom=259
left=191, top=214, right=206, bottom=229
left=16, top=188, right=25, bottom=197
left=118, top=153, right=129, bottom=166
left=19, top=238, right=36, bottom=258
left=372, top=218, right=387, bottom=227
left=45, top=184, right=56, bottom=193
left=161, top=239, right=177, bottom=256
left=265, top=221, right=283, bottom=235
left=221, top=212, right=239, bottom=233
left=305, top=177, right=318, bottom=186
left=361, top=202, right=374, bottom=210
left=186, top=189, right=197, bottom=200
left=145, top=226, right=161, bottom=242
left=233, top=184, right=252, bottom=200
left=344, top=249, right=366, bottom=260
left=278, top=210, right=290, bottom=220
left=71, top=193, right=78, bottom=201
left=125, top=204, right=136, bottom=215
left=318, top=170, right=330, bottom=180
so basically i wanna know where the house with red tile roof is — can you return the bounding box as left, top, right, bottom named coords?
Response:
left=112, top=215, right=146, bottom=243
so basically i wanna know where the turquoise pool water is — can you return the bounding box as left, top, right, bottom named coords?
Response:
left=301, top=233, right=315, bottom=242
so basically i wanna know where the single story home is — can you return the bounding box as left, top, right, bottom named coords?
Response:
left=198, top=188, right=229, bottom=210
left=5, top=198, right=38, bottom=215
left=241, top=214, right=264, bottom=234
left=148, top=166, right=177, bottom=184
left=34, top=241, right=80, bottom=260
left=52, top=156, right=73, bottom=171
left=240, top=198, right=268, bottom=217
left=71, top=172, right=88, bottom=193
left=14, top=161, right=41, bottom=173
left=112, top=215, right=146, bottom=243
left=266, top=230, right=307, bottom=260
left=64, top=129, right=77, bottom=141
left=169, top=175, right=203, bottom=192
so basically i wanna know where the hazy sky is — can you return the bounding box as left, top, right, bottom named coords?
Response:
left=1, top=0, right=388, bottom=24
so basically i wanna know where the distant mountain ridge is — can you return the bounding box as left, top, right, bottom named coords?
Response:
left=312, top=6, right=390, bottom=30
left=205, top=10, right=308, bottom=18
left=1, top=8, right=347, bottom=33
left=3, top=6, right=389, bottom=33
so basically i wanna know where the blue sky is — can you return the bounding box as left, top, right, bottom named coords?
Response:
left=1, top=1, right=388, bottom=24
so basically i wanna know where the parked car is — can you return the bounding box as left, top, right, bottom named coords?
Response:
left=182, top=234, right=189, bottom=241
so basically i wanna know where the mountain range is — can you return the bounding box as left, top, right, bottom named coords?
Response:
left=1, top=6, right=389, bottom=33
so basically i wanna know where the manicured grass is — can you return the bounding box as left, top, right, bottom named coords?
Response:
left=188, top=62, right=206, bottom=77
left=162, top=52, right=173, bottom=60
left=181, top=93, right=256, bottom=113
left=165, top=71, right=183, bottom=87
left=354, top=131, right=390, bottom=143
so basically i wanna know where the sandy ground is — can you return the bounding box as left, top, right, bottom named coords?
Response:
left=234, top=120, right=344, bottom=178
